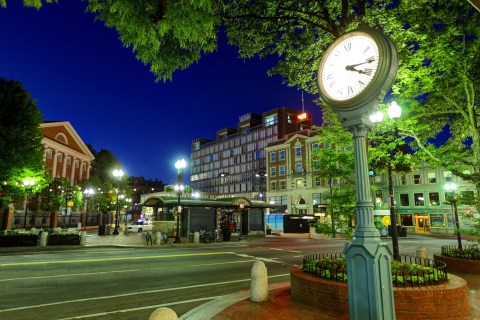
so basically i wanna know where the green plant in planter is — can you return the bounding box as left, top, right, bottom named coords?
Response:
left=302, top=258, right=447, bottom=286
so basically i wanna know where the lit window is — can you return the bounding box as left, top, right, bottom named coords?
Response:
left=295, top=163, right=303, bottom=173
left=279, top=166, right=285, bottom=175
left=279, top=150, right=285, bottom=160
left=296, top=147, right=302, bottom=157
left=270, top=167, right=276, bottom=176
left=443, top=171, right=453, bottom=182
left=414, top=193, right=425, bottom=206
left=270, top=152, right=276, bottom=162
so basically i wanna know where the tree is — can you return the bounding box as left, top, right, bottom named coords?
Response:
left=0, top=78, right=46, bottom=207
left=311, top=108, right=356, bottom=239
left=89, top=148, right=121, bottom=184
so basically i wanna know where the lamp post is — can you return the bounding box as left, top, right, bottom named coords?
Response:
left=218, top=172, right=229, bottom=198
left=23, top=179, right=35, bottom=228
left=238, top=203, right=244, bottom=240
left=174, top=159, right=187, bottom=244
left=445, top=183, right=462, bottom=249
left=83, top=188, right=94, bottom=225
left=112, top=169, right=124, bottom=235
left=255, top=172, right=267, bottom=201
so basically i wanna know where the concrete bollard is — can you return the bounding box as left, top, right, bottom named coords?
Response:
left=148, top=307, right=178, bottom=320
left=194, top=231, right=200, bottom=244
left=80, top=231, right=87, bottom=246
left=250, top=260, right=269, bottom=302
left=40, top=231, right=48, bottom=247
left=416, top=246, right=429, bottom=266
left=155, top=231, right=161, bottom=245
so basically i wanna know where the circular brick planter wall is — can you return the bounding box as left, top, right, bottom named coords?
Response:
left=291, top=267, right=470, bottom=320
left=434, top=253, right=480, bottom=274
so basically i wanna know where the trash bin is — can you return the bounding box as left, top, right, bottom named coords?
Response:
left=98, top=225, right=106, bottom=236
left=398, top=226, right=407, bottom=237
left=222, top=228, right=231, bottom=241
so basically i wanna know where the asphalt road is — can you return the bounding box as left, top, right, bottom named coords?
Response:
left=0, top=234, right=469, bottom=320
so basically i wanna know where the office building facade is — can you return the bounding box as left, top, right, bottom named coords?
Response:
left=190, top=107, right=313, bottom=200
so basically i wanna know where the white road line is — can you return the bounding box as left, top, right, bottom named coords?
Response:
left=56, top=295, right=224, bottom=320
left=0, top=274, right=289, bottom=313
left=0, top=260, right=253, bottom=282
left=270, top=248, right=284, bottom=251
left=288, top=250, right=302, bottom=253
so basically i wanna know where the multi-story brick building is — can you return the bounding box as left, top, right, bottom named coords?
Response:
left=190, top=107, right=313, bottom=199
left=265, top=129, right=478, bottom=235
left=41, top=121, right=94, bottom=185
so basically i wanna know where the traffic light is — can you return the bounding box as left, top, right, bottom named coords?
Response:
left=66, top=187, right=73, bottom=200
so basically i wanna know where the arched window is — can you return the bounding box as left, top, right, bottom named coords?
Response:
left=55, top=133, right=68, bottom=144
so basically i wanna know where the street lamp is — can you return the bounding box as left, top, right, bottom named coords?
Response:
left=238, top=203, right=245, bottom=240
left=445, top=183, right=462, bottom=249
left=112, top=169, right=124, bottom=235
left=23, top=179, right=35, bottom=228
left=174, top=159, right=187, bottom=243
left=370, top=101, right=402, bottom=261
left=255, top=172, right=267, bottom=201
left=83, top=188, right=94, bottom=225
left=218, top=172, right=230, bottom=198
left=387, top=101, right=401, bottom=261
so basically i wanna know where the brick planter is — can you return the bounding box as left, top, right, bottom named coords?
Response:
left=291, top=267, right=470, bottom=320
left=434, top=253, right=480, bottom=274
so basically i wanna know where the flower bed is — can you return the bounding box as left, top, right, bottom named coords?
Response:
left=301, top=253, right=448, bottom=286
left=291, top=266, right=470, bottom=319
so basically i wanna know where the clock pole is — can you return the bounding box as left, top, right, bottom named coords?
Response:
left=343, top=115, right=396, bottom=320
left=317, top=25, right=398, bottom=320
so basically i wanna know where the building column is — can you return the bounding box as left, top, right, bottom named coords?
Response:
left=51, top=149, right=58, bottom=178
left=79, top=161, right=84, bottom=181
left=61, top=154, right=67, bottom=178
left=70, top=157, right=76, bottom=184
left=86, top=164, right=91, bottom=180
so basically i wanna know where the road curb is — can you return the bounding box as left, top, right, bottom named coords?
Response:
left=179, top=282, right=290, bottom=320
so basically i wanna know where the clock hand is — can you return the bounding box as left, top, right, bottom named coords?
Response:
left=345, top=58, right=375, bottom=70
left=345, top=67, right=373, bottom=75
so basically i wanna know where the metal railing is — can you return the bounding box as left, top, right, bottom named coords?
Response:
left=441, top=244, right=480, bottom=260
left=301, top=252, right=448, bottom=287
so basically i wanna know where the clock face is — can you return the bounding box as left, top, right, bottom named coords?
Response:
left=320, top=34, right=380, bottom=101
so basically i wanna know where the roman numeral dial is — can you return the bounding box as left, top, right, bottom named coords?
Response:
left=319, top=34, right=380, bottom=101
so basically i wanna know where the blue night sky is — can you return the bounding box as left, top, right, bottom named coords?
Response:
left=0, top=1, right=321, bottom=184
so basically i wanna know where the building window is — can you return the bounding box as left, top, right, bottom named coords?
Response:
left=400, top=214, right=414, bottom=226
left=279, top=150, right=285, bottom=160
left=413, top=174, right=421, bottom=184
left=296, top=179, right=303, bottom=188
left=296, top=147, right=302, bottom=157
left=443, top=171, right=453, bottom=182
left=279, top=165, right=285, bottom=175
left=427, top=172, right=436, bottom=183
left=429, top=192, right=440, bottom=206
left=270, top=181, right=277, bottom=190
left=312, top=143, right=319, bottom=152
left=270, top=167, right=276, bottom=176
left=399, top=174, right=407, bottom=186
left=66, top=157, right=71, bottom=165
left=269, top=195, right=287, bottom=205
left=270, top=152, right=276, bottom=162
left=400, top=194, right=409, bottom=206
left=314, top=176, right=321, bottom=187
left=46, top=149, right=53, bottom=159
left=264, top=115, right=277, bottom=126
left=57, top=153, right=63, bottom=163
left=280, top=180, right=286, bottom=190
left=414, top=193, right=425, bottom=206
left=295, top=163, right=303, bottom=173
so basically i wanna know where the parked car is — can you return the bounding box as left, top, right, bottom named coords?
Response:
left=127, top=220, right=153, bottom=233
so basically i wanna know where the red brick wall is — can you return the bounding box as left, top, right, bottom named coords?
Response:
left=434, top=253, right=480, bottom=274
left=290, top=267, right=470, bottom=320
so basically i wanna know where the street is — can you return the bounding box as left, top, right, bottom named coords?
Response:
left=0, top=234, right=471, bottom=320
